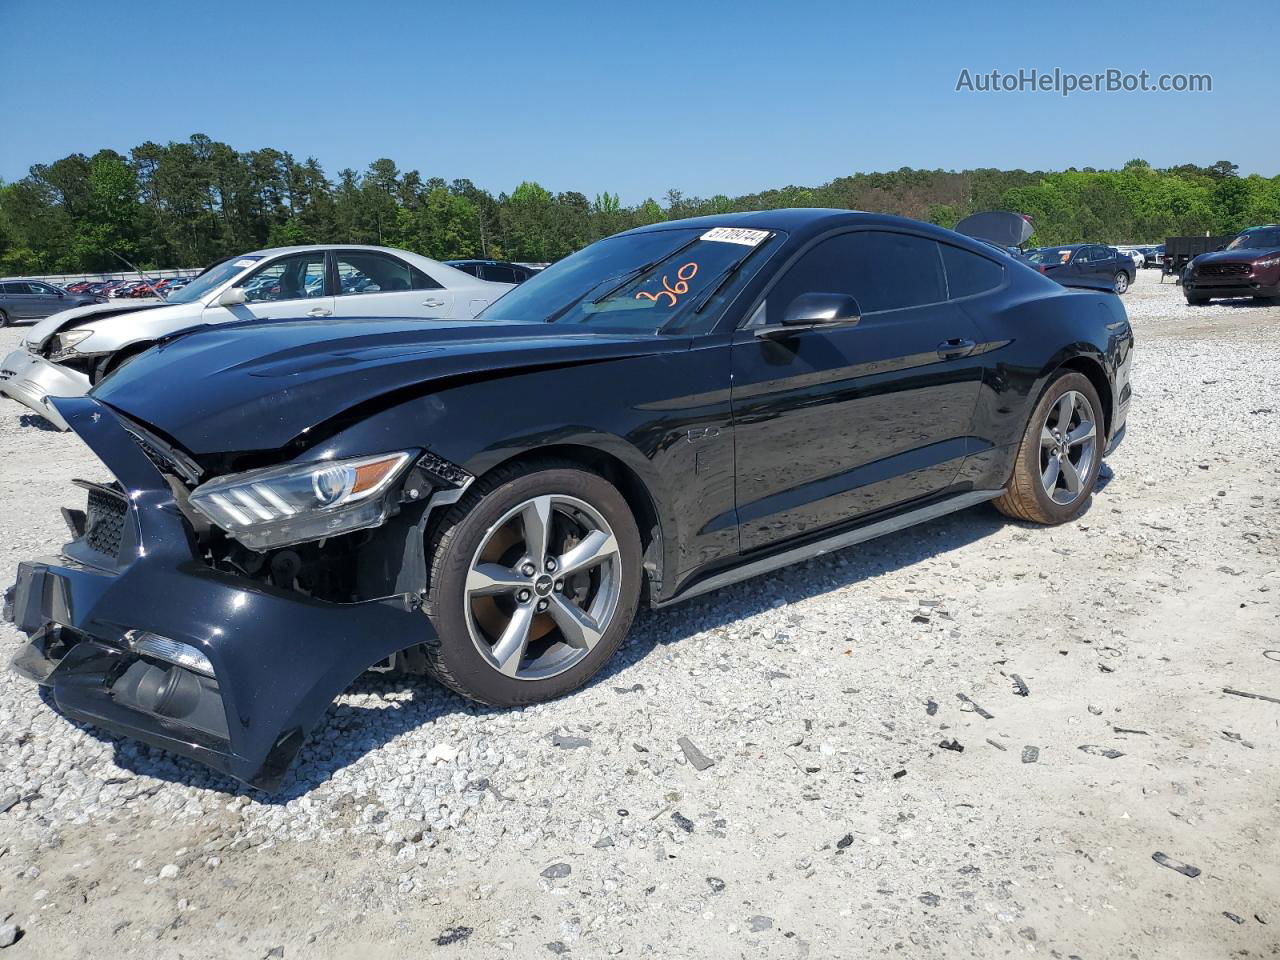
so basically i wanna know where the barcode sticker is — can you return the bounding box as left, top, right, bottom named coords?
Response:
left=700, top=227, right=769, bottom=246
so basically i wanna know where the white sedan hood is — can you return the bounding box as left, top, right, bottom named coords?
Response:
left=25, top=300, right=171, bottom=348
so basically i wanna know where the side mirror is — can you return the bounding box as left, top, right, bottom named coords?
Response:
left=217, top=286, right=247, bottom=307
left=1214, top=245, right=1225, bottom=252
left=781, top=292, right=861, bottom=327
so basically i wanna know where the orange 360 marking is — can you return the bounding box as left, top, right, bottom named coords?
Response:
left=635, top=262, right=698, bottom=307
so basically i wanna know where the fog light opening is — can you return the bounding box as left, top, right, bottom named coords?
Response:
left=127, top=631, right=215, bottom=678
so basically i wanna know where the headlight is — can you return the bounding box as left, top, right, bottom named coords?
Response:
left=188, top=451, right=414, bottom=550
left=1256, top=256, right=1280, bottom=270
left=48, top=329, right=94, bottom=361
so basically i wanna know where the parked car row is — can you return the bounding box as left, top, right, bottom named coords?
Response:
left=61, top=276, right=196, bottom=299
left=0, top=211, right=1133, bottom=791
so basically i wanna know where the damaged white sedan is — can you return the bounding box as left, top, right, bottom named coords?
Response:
left=0, top=244, right=513, bottom=430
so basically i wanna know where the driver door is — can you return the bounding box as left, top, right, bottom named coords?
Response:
left=202, top=251, right=333, bottom=325
left=730, top=230, right=984, bottom=552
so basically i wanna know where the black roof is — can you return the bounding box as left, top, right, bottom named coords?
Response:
left=621, top=207, right=1010, bottom=256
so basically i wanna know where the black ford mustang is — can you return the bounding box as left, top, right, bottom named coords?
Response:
left=4, top=209, right=1133, bottom=790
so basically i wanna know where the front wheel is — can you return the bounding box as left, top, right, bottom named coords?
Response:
left=1186, top=296, right=1208, bottom=306
left=994, top=371, right=1104, bottom=525
left=1113, top=272, right=1130, bottom=294
left=423, top=460, right=642, bottom=706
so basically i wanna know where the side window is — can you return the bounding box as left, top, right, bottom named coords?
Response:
left=452, top=263, right=482, bottom=278
left=940, top=244, right=1005, bottom=299
left=335, top=252, right=441, bottom=294
left=764, top=231, right=945, bottom=320
left=0, top=283, right=14, bottom=294
left=240, top=252, right=327, bottom=302
left=484, top=264, right=518, bottom=284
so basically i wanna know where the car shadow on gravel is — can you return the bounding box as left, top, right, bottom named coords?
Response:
left=18, top=414, right=60, bottom=432
left=57, top=467, right=1119, bottom=800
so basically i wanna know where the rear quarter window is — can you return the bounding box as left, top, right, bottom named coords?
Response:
left=940, top=244, right=1005, bottom=299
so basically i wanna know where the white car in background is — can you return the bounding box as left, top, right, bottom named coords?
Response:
left=0, top=245, right=513, bottom=430
left=1116, top=246, right=1147, bottom=269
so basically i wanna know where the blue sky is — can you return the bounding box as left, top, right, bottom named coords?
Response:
left=1, top=0, right=1267, bottom=202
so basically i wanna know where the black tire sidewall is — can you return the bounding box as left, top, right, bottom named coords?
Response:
left=428, top=466, right=642, bottom=706
left=1017, top=372, right=1105, bottom=523
left=0, top=310, right=8, bottom=328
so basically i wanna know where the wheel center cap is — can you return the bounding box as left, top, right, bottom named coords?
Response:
left=534, top=575, right=554, bottom=597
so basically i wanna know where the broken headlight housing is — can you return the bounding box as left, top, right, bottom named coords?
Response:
left=48, top=329, right=95, bottom=361
left=188, top=451, right=414, bottom=550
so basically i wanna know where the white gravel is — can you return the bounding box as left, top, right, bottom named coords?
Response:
left=1, top=270, right=1278, bottom=957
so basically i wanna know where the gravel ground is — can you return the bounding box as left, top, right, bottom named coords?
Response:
left=1, top=270, right=1278, bottom=958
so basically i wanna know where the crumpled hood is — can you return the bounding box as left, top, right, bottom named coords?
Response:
left=24, top=299, right=171, bottom=346
left=92, top=316, right=679, bottom=455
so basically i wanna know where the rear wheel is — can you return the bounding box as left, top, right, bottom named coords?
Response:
left=423, top=460, right=642, bottom=706
left=1112, top=271, right=1130, bottom=294
left=994, top=371, right=1103, bottom=525
left=0, top=309, right=9, bottom=328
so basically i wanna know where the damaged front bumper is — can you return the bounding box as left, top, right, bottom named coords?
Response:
left=3, top=396, right=433, bottom=791
left=0, top=346, right=91, bottom=431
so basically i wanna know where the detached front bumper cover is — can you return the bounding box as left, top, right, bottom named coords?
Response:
left=4, top=396, right=433, bottom=791
left=0, top=346, right=90, bottom=431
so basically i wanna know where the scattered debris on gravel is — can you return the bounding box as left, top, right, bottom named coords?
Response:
left=1, top=273, right=1277, bottom=957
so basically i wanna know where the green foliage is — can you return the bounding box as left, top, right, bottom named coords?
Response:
left=1, top=135, right=1276, bottom=275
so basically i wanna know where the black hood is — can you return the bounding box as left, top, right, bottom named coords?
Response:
left=92, top=317, right=678, bottom=455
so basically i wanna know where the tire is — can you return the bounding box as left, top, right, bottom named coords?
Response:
left=0, top=309, right=8, bottom=328
left=994, top=371, right=1104, bottom=526
left=422, top=459, right=642, bottom=706
left=1112, top=271, right=1130, bottom=295
left=1186, top=296, right=1208, bottom=306
left=91, top=344, right=149, bottom=385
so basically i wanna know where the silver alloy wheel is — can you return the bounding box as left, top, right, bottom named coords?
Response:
left=464, top=494, right=621, bottom=680
left=1039, top=389, right=1097, bottom=505
left=1114, top=272, right=1129, bottom=294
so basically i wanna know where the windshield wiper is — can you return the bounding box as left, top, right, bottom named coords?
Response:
left=689, top=237, right=771, bottom=315
left=589, top=235, right=703, bottom=306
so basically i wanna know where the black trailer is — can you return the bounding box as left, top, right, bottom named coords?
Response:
left=1161, top=235, right=1232, bottom=282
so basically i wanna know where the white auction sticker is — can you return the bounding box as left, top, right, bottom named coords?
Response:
left=700, top=227, right=769, bottom=246
left=233, top=259, right=258, bottom=268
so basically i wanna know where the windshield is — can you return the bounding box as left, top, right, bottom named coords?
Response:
left=1226, top=227, right=1280, bottom=251
left=164, top=255, right=262, bottom=304
left=478, top=227, right=777, bottom=332
left=1026, top=248, right=1074, bottom=266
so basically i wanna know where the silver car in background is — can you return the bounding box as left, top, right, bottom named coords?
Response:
left=0, top=244, right=514, bottom=429
left=0, top=280, right=104, bottom=327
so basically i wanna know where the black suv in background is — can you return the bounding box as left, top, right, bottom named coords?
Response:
left=0, top=280, right=104, bottom=326
left=444, top=260, right=539, bottom=284
left=1024, top=244, right=1135, bottom=294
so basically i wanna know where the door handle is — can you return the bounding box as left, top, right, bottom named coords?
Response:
left=937, top=338, right=976, bottom=359
left=422, top=298, right=446, bottom=308
left=307, top=307, right=332, bottom=317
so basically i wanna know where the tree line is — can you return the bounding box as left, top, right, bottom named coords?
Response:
left=1, top=135, right=1277, bottom=275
